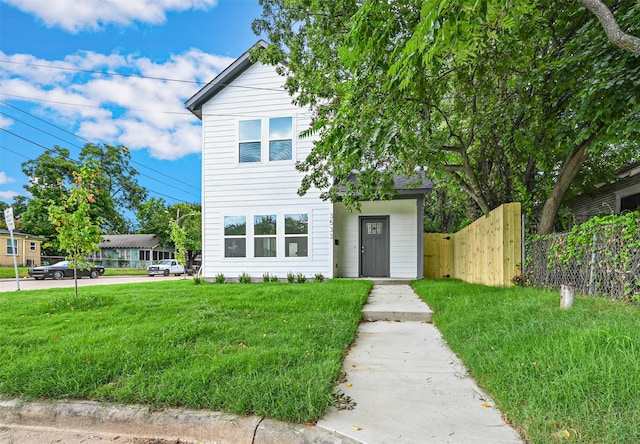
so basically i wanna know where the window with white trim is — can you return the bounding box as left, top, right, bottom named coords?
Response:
left=224, top=216, right=247, bottom=257
left=6, top=239, right=17, bottom=256
left=254, top=215, right=277, bottom=257
left=239, top=120, right=261, bottom=163
left=285, top=214, right=308, bottom=257
left=30, top=241, right=37, bottom=251
left=269, top=117, right=292, bottom=161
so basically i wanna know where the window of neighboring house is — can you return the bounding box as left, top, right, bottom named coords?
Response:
left=117, top=249, right=131, bottom=260
left=224, top=216, right=247, bottom=257
left=254, top=214, right=277, bottom=257
left=285, top=214, right=308, bottom=257
left=269, top=117, right=293, bottom=161
left=239, top=120, right=261, bottom=163
left=6, top=239, right=17, bottom=256
left=29, top=242, right=37, bottom=252
left=139, top=250, right=151, bottom=261
left=620, top=192, right=640, bottom=213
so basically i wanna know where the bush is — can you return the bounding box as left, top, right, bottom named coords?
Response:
left=193, top=277, right=204, bottom=285
left=263, top=272, right=271, bottom=283
left=287, top=272, right=295, bottom=283
left=314, top=273, right=325, bottom=283
left=239, top=272, right=251, bottom=284
left=270, top=274, right=279, bottom=282
left=215, top=273, right=225, bottom=284
left=296, top=273, right=307, bottom=283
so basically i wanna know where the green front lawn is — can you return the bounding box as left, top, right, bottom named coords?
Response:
left=0, top=279, right=371, bottom=422
left=412, top=279, right=640, bottom=444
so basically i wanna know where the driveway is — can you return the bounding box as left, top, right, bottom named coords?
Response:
left=0, top=275, right=185, bottom=293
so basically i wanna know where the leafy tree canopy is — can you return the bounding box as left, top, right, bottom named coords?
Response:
left=19, top=143, right=146, bottom=253
left=254, top=0, right=640, bottom=234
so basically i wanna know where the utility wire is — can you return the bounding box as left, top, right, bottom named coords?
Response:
left=0, top=59, right=286, bottom=92
left=0, top=128, right=191, bottom=204
left=1, top=100, right=201, bottom=193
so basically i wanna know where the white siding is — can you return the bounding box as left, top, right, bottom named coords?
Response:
left=200, top=62, right=333, bottom=280
left=333, top=200, right=419, bottom=279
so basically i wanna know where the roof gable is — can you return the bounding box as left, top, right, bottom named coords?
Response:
left=185, top=40, right=269, bottom=120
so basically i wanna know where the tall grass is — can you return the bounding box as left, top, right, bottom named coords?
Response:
left=0, top=280, right=371, bottom=422
left=412, top=279, right=640, bottom=443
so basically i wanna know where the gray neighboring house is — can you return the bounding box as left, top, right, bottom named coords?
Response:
left=570, top=161, right=640, bottom=226
left=94, top=234, right=175, bottom=268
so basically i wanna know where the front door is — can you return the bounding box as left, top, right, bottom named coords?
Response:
left=360, top=216, right=390, bottom=277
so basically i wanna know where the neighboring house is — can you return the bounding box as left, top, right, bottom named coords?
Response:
left=570, top=161, right=640, bottom=225
left=185, top=41, right=432, bottom=280
left=0, top=229, right=43, bottom=267
left=94, top=234, right=175, bottom=268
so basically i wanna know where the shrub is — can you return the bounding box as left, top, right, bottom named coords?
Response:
left=263, top=272, right=271, bottom=282
left=193, top=277, right=204, bottom=285
left=287, top=272, right=295, bottom=283
left=215, top=273, right=225, bottom=284
left=314, top=273, right=325, bottom=283
left=296, top=273, right=307, bottom=283
left=270, top=274, right=279, bottom=282
left=239, top=272, right=251, bottom=284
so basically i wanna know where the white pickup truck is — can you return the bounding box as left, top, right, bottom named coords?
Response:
left=147, top=259, right=185, bottom=277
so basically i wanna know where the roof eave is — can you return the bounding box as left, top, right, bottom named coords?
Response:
left=185, top=40, right=269, bottom=120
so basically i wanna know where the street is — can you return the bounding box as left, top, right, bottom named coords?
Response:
left=0, top=275, right=186, bottom=293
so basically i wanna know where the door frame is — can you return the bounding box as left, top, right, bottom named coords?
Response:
left=359, top=215, right=390, bottom=277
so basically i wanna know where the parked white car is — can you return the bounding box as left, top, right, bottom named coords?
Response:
left=147, top=259, right=185, bottom=277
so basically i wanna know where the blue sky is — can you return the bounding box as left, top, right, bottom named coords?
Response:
left=0, top=0, right=265, bottom=206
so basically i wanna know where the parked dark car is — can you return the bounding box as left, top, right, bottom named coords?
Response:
left=28, top=261, right=106, bottom=280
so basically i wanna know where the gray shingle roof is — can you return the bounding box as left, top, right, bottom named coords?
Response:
left=98, top=234, right=160, bottom=249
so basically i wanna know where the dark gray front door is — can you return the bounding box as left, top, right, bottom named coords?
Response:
left=360, top=216, right=390, bottom=277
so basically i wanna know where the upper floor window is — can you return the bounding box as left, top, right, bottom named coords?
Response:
left=30, top=241, right=37, bottom=251
left=239, top=120, right=261, bottom=163
left=239, top=117, right=293, bottom=163
left=269, top=117, right=292, bottom=161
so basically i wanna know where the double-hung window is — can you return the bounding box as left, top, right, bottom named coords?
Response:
left=30, top=241, right=37, bottom=251
left=6, top=239, right=17, bottom=256
left=269, top=117, right=292, bottom=161
left=239, top=120, right=262, bottom=163
left=239, top=117, right=293, bottom=163
left=254, top=215, right=277, bottom=257
left=285, top=214, right=308, bottom=257
left=224, top=216, right=247, bottom=257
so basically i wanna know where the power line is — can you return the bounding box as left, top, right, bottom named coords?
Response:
left=1, top=100, right=201, bottom=193
left=0, top=59, right=286, bottom=92
left=0, top=128, right=192, bottom=204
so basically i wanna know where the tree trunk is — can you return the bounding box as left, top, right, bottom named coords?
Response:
left=537, top=134, right=598, bottom=234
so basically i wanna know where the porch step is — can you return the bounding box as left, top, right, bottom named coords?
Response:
left=362, top=284, right=433, bottom=323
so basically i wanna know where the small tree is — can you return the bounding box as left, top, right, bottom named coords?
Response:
left=48, top=162, right=104, bottom=299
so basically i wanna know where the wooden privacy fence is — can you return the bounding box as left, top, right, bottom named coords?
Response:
left=424, top=202, right=522, bottom=286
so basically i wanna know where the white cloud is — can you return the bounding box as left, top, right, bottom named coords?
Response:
left=3, top=0, right=218, bottom=33
left=0, top=190, right=19, bottom=201
left=0, top=172, right=15, bottom=184
left=0, top=48, right=234, bottom=160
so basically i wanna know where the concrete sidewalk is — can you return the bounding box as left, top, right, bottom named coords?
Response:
left=316, top=284, right=522, bottom=443
left=0, top=283, right=523, bottom=443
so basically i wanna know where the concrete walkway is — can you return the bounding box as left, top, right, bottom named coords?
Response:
left=0, top=283, right=523, bottom=443
left=317, top=284, right=522, bottom=443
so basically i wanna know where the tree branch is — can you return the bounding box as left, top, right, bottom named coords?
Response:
left=580, top=0, right=640, bottom=55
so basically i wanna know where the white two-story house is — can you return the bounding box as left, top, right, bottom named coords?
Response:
left=185, top=41, right=431, bottom=281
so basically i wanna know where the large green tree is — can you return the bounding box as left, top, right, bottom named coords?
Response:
left=254, top=0, right=640, bottom=234
left=20, top=143, right=146, bottom=252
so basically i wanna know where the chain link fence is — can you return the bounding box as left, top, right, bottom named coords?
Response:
left=526, top=226, right=640, bottom=301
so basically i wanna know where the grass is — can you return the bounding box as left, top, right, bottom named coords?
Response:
left=412, top=279, right=640, bottom=444
left=0, top=266, right=29, bottom=279
left=0, top=279, right=371, bottom=422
